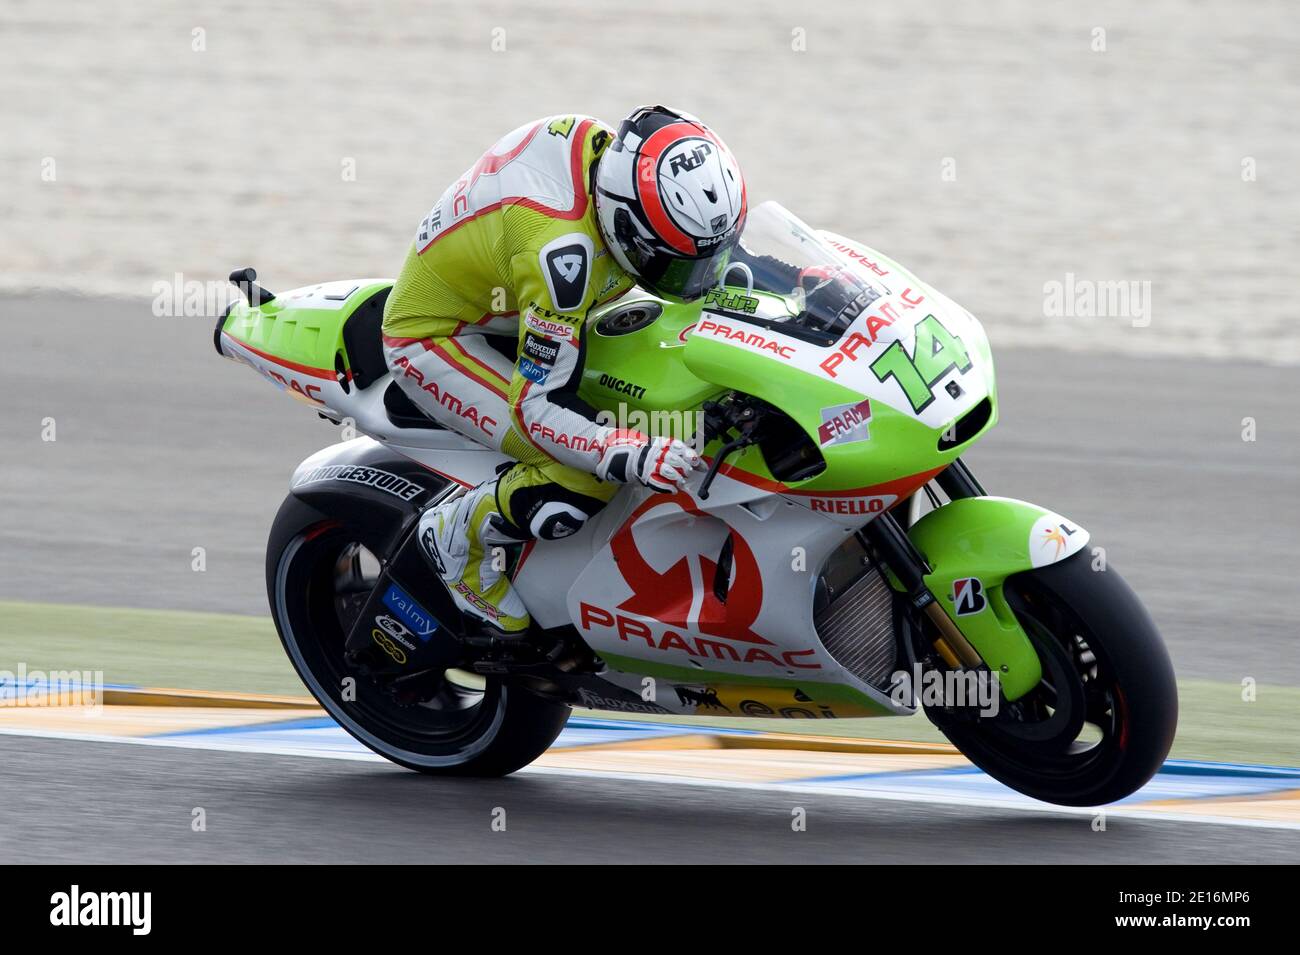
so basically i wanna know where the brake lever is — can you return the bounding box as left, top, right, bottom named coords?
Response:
left=697, top=397, right=762, bottom=500
left=697, top=430, right=755, bottom=501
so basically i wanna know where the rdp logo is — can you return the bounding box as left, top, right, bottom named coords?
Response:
left=668, top=142, right=712, bottom=175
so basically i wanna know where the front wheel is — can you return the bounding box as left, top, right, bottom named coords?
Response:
left=265, top=496, right=570, bottom=776
left=928, top=550, right=1178, bottom=806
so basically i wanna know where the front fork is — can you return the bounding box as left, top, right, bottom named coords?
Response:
left=861, top=459, right=988, bottom=672
left=864, top=458, right=1088, bottom=702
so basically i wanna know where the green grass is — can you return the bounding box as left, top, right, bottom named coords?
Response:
left=0, top=600, right=302, bottom=696
left=1, top=600, right=1295, bottom=766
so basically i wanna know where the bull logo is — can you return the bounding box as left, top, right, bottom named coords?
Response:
left=675, top=686, right=728, bottom=711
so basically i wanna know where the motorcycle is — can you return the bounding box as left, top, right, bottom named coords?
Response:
left=213, top=200, right=1177, bottom=805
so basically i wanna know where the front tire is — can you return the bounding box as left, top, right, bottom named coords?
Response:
left=928, top=549, right=1178, bottom=806
left=265, top=496, right=570, bottom=776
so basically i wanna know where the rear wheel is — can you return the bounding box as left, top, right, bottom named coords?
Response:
left=927, top=550, right=1178, bottom=806
left=265, top=497, right=569, bottom=776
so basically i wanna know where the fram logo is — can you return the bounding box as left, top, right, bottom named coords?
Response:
left=952, top=577, right=986, bottom=616
left=817, top=398, right=872, bottom=446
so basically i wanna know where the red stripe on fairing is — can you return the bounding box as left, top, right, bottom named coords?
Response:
left=423, top=340, right=509, bottom=401
left=713, top=463, right=945, bottom=500
left=416, top=461, right=474, bottom=489
left=418, top=120, right=595, bottom=255
left=222, top=333, right=347, bottom=381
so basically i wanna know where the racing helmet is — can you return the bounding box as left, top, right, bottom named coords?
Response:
left=594, top=105, right=747, bottom=302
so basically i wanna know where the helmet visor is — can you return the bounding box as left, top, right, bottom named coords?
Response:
left=634, top=245, right=733, bottom=302
left=610, top=205, right=735, bottom=302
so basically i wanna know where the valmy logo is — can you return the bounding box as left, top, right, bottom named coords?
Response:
left=952, top=577, right=986, bottom=616
left=382, top=581, right=439, bottom=641
left=1028, top=512, right=1090, bottom=568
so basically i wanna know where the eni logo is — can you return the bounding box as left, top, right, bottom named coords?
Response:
left=372, top=629, right=407, bottom=664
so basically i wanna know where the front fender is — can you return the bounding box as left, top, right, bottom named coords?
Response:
left=907, top=496, right=1090, bottom=699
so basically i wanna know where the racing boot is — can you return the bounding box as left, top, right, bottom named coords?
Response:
left=417, top=480, right=530, bottom=636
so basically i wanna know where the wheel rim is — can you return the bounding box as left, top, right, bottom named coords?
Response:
left=937, top=576, right=1130, bottom=785
left=982, top=582, right=1128, bottom=779
left=275, top=527, right=507, bottom=765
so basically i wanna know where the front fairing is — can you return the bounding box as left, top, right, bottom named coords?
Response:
left=681, top=202, right=997, bottom=500
left=581, top=201, right=998, bottom=507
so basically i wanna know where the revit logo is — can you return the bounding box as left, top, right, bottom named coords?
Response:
left=382, top=582, right=439, bottom=641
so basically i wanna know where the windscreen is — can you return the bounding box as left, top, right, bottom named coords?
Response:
left=721, top=201, right=884, bottom=340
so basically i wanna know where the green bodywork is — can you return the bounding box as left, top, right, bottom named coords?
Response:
left=576, top=295, right=721, bottom=428
left=905, top=497, right=1084, bottom=699
left=220, top=280, right=393, bottom=378
left=219, top=275, right=1058, bottom=713
left=578, top=289, right=999, bottom=494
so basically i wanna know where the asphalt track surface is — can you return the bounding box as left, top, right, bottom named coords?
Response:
left=4, top=735, right=1296, bottom=864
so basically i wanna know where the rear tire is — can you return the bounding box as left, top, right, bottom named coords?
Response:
left=265, top=495, right=570, bottom=776
left=928, top=549, right=1178, bottom=806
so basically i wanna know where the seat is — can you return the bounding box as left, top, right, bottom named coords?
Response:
left=383, top=381, right=445, bottom=430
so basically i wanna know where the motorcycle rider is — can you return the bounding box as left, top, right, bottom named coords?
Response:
left=381, top=106, right=747, bottom=636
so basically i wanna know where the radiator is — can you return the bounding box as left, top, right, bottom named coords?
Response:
left=813, top=564, right=899, bottom=690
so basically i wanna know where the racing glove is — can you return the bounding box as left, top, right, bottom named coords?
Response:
left=596, top=429, right=704, bottom=493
